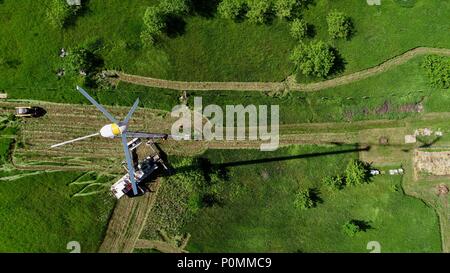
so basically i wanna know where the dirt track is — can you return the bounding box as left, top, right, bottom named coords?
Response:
left=117, top=47, right=450, bottom=92
left=99, top=180, right=161, bottom=253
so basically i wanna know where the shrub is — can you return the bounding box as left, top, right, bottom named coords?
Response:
left=141, top=6, right=165, bottom=45
left=246, top=0, right=272, bottom=24
left=342, top=220, right=361, bottom=237
left=290, top=18, right=308, bottom=40
left=422, top=55, right=450, bottom=89
left=65, top=45, right=104, bottom=87
left=323, top=174, right=345, bottom=190
left=47, top=0, right=73, bottom=29
left=345, top=160, right=368, bottom=186
left=290, top=41, right=335, bottom=78
left=218, top=0, right=246, bottom=19
left=66, top=47, right=95, bottom=75
left=342, top=220, right=371, bottom=236
left=274, top=0, right=298, bottom=19
left=327, top=10, right=352, bottom=39
left=294, top=189, right=315, bottom=209
left=158, top=0, right=189, bottom=15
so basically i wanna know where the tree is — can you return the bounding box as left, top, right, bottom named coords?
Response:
left=327, top=10, right=352, bottom=39
left=323, top=174, right=345, bottom=190
left=294, top=189, right=315, bottom=209
left=274, top=0, right=298, bottom=19
left=141, top=6, right=165, bottom=45
left=65, top=45, right=104, bottom=87
left=218, top=0, right=246, bottom=19
left=422, top=55, right=450, bottom=89
left=290, top=18, right=308, bottom=40
left=47, top=0, right=72, bottom=28
left=345, top=160, right=367, bottom=186
left=65, top=47, right=95, bottom=75
left=246, top=0, right=272, bottom=24
left=290, top=41, right=335, bottom=78
left=158, top=0, right=189, bottom=16
left=342, top=220, right=361, bottom=237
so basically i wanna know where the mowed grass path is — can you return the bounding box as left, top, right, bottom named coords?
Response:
left=185, top=146, right=441, bottom=252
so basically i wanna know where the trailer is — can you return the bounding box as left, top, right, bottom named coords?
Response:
left=111, top=154, right=162, bottom=199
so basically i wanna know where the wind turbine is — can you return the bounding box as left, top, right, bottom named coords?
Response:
left=50, top=86, right=169, bottom=195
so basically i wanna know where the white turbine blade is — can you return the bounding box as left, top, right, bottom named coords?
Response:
left=76, top=86, right=118, bottom=123
left=123, top=98, right=139, bottom=125
left=50, top=133, right=100, bottom=148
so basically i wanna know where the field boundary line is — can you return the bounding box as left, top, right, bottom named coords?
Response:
left=116, top=47, right=450, bottom=92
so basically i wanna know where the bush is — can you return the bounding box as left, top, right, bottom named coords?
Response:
left=290, top=18, right=308, bottom=40
left=342, top=220, right=371, bottom=236
left=323, top=174, right=345, bottom=190
left=345, top=160, right=368, bottom=186
left=294, top=189, right=315, bottom=209
left=65, top=47, right=94, bottom=75
left=246, top=0, right=272, bottom=24
left=274, top=0, right=298, bottom=19
left=158, top=0, right=189, bottom=15
left=327, top=10, right=352, bottom=39
left=46, top=0, right=73, bottom=29
left=342, top=220, right=361, bottom=237
left=422, top=55, right=450, bottom=89
left=65, top=45, right=104, bottom=87
left=290, top=41, right=335, bottom=78
left=218, top=0, right=246, bottom=19
left=141, top=6, right=165, bottom=45
left=219, top=0, right=305, bottom=22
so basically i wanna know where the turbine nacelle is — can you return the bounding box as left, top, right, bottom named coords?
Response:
left=100, top=123, right=127, bottom=138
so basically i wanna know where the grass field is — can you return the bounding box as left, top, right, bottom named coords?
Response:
left=300, top=0, right=450, bottom=79
left=1, top=0, right=449, bottom=253
left=179, top=146, right=441, bottom=252
left=2, top=0, right=450, bottom=104
left=0, top=115, right=16, bottom=164
left=0, top=170, right=115, bottom=252
left=0, top=114, right=115, bottom=252
left=187, top=55, right=447, bottom=124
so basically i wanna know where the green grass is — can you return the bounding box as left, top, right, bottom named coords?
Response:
left=300, top=0, right=450, bottom=80
left=0, top=170, right=115, bottom=252
left=140, top=157, right=205, bottom=240
left=160, top=17, right=295, bottom=82
left=182, top=146, right=441, bottom=252
left=43, top=53, right=445, bottom=125
left=0, top=115, right=17, bottom=164
left=0, top=115, right=114, bottom=252
left=0, top=138, right=12, bottom=163
left=187, top=55, right=448, bottom=124
left=2, top=0, right=450, bottom=102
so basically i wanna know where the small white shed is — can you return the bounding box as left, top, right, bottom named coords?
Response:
left=66, top=0, right=81, bottom=6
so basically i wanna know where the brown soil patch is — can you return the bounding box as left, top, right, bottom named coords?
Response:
left=436, top=184, right=450, bottom=196
left=414, top=151, right=450, bottom=176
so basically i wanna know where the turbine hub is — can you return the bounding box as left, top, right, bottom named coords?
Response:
left=100, top=123, right=127, bottom=138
